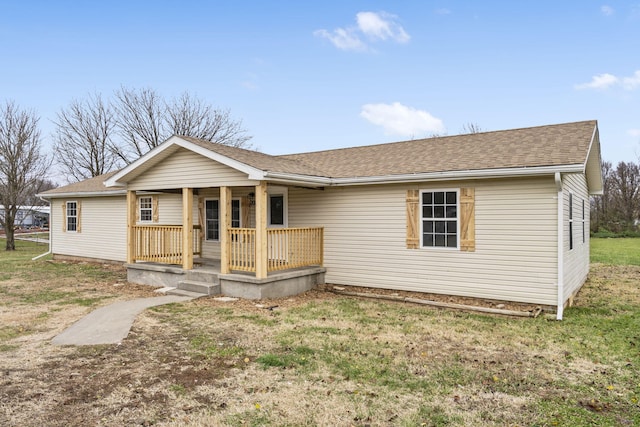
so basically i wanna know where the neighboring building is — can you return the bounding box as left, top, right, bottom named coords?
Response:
left=0, top=205, right=50, bottom=229
left=39, top=120, right=603, bottom=319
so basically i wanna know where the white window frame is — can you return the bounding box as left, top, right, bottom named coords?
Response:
left=139, top=196, right=153, bottom=222
left=267, top=186, right=288, bottom=228
left=419, top=189, right=460, bottom=250
left=205, top=197, right=242, bottom=242
left=66, top=201, right=78, bottom=233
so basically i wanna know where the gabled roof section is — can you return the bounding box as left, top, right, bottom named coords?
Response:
left=39, top=171, right=124, bottom=198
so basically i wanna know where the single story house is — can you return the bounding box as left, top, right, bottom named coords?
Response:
left=39, top=120, right=603, bottom=319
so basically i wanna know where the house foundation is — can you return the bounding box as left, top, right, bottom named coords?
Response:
left=126, top=262, right=325, bottom=299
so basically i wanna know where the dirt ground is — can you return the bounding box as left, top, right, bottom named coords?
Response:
left=1, top=262, right=639, bottom=426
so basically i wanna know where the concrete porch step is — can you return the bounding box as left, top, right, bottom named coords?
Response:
left=177, top=280, right=221, bottom=296
left=166, top=288, right=208, bottom=298
left=186, top=270, right=220, bottom=284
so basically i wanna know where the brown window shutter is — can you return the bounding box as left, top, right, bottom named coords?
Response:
left=460, top=188, right=475, bottom=252
left=61, top=202, right=66, bottom=232
left=76, top=200, right=82, bottom=233
left=406, top=189, right=419, bottom=249
left=152, top=196, right=159, bottom=223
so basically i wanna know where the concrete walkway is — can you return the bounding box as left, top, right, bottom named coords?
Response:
left=52, top=295, right=193, bottom=346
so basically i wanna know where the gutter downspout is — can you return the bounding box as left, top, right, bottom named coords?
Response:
left=32, top=196, right=51, bottom=261
left=555, top=172, right=564, bottom=320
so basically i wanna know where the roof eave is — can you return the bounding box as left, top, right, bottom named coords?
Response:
left=264, top=164, right=585, bottom=187
left=37, top=190, right=128, bottom=199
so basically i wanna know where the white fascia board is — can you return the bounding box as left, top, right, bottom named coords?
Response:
left=38, top=190, right=127, bottom=199
left=104, top=136, right=266, bottom=187
left=265, top=164, right=585, bottom=187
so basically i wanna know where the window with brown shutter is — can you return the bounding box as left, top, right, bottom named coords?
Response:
left=406, top=187, right=475, bottom=251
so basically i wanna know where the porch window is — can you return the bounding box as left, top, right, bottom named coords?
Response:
left=139, top=197, right=153, bottom=222
left=206, top=198, right=241, bottom=241
left=66, top=201, right=78, bottom=232
left=206, top=200, right=219, bottom=241
left=421, top=190, right=458, bottom=249
left=269, top=195, right=285, bottom=226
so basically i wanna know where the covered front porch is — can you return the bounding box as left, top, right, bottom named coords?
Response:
left=125, top=182, right=326, bottom=299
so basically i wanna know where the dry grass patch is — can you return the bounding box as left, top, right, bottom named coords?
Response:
left=1, top=239, right=639, bottom=426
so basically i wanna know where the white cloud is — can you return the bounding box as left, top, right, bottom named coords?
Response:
left=314, top=11, right=410, bottom=52
left=628, top=129, right=640, bottom=137
left=601, top=5, right=614, bottom=16
left=576, top=70, right=640, bottom=91
left=360, top=102, right=445, bottom=137
left=356, top=12, right=410, bottom=43
left=313, top=28, right=367, bottom=52
left=575, top=73, right=619, bottom=90
left=622, top=70, right=640, bottom=90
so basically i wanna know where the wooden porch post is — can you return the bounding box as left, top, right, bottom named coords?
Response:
left=220, top=186, right=232, bottom=274
left=182, top=187, right=194, bottom=270
left=255, top=181, right=268, bottom=279
left=126, top=190, right=136, bottom=264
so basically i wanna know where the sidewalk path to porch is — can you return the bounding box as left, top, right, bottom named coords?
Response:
left=52, top=295, right=193, bottom=346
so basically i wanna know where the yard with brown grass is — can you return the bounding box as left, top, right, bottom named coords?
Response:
left=1, top=239, right=639, bottom=426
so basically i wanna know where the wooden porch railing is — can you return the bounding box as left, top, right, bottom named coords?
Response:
left=132, top=225, right=201, bottom=265
left=228, top=227, right=323, bottom=273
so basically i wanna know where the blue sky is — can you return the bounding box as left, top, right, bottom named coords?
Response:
left=1, top=1, right=639, bottom=172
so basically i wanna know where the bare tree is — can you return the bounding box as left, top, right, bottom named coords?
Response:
left=166, top=92, right=252, bottom=148
left=113, top=87, right=252, bottom=163
left=610, top=161, right=640, bottom=229
left=460, top=122, right=483, bottom=134
left=53, top=93, right=120, bottom=181
left=112, top=87, right=165, bottom=163
left=0, top=101, right=50, bottom=250
left=590, top=161, right=614, bottom=232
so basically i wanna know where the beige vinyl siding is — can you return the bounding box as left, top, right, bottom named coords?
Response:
left=562, top=173, right=590, bottom=301
left=51, top=196, right=127, bottom=262
left=289, top=176, right=559, bottom=305
left=128, top=148, right=258, bottom=190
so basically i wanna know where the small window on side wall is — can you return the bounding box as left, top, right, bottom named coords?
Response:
left=66, top=201, right=78, bottom=232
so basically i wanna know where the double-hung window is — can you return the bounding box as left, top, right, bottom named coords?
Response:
left=66, top=201, right=78, bottom=232
left=205, top=198, right=241, bottom=241
left=139, top=196, right=153, bottom=222
left=421, top=190, right=458, bottom=248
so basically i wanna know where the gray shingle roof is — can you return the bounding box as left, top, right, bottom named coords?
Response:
left=40, top=171, right=122, bottom=195
left=186, top=120, right=597, bottom=178
left=42, top=120, right=598, bottom=196
left=279, top=120, right=597, bottom=178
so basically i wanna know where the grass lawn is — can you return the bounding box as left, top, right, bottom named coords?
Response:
left=1, top=238, right=639, bottom=426
left=591, top=236, right=640, bottom=265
